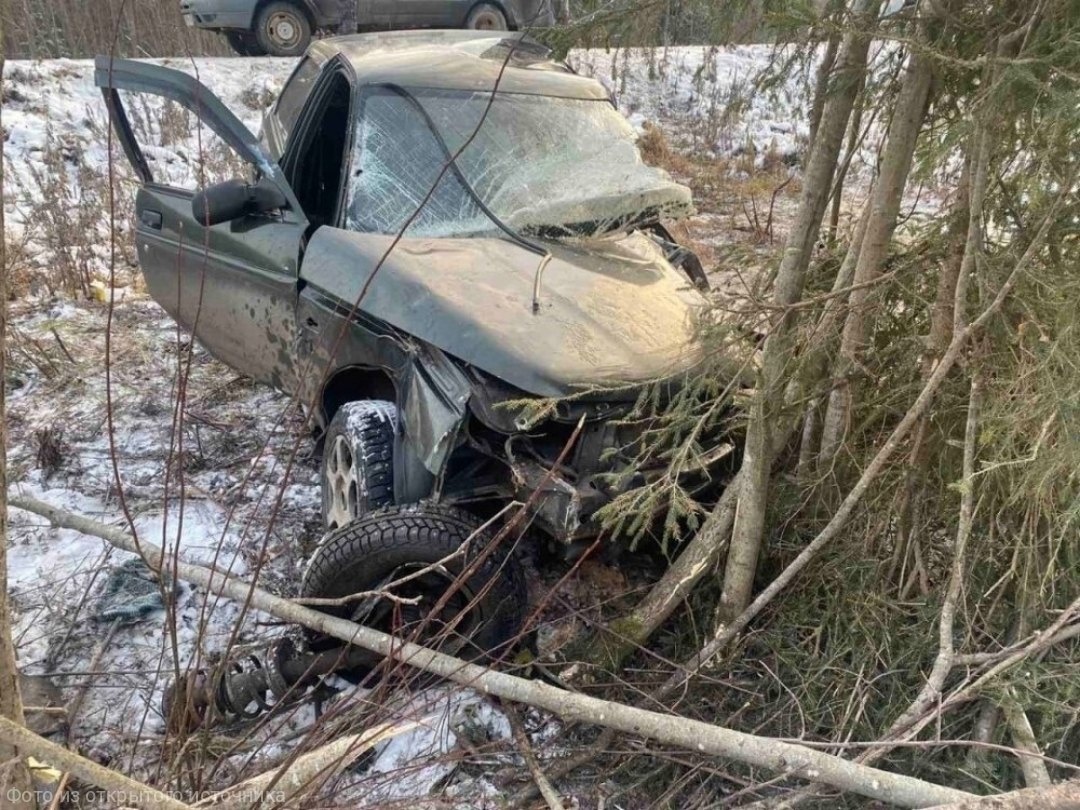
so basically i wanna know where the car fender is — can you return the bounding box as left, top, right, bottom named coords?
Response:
left=180, top=0, right=260, bottom=30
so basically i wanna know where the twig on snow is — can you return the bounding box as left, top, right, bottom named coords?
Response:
left=506, top=704, right=565, bottom=810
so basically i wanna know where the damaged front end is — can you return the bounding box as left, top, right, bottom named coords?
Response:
left=400, top=360, right=734, bottom=547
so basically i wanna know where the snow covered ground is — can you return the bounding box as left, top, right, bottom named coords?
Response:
left=1, top=44, right=815, bottom=805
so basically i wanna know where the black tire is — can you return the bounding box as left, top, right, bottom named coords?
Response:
left=465, top=3, right=509, bottom=30
left=225, top=30, right=267, bottom=56
left=302, top=504, right=527, bottom=676
left=321, top=400, right=397, bottom=530
left=254, top=1, right=312, bottom=57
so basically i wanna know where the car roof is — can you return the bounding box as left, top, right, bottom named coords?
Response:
left=306, top=30, right=610, bottom=100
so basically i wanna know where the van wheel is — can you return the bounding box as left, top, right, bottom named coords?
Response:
left=466, top=3, right=509, bottom=30
left=254, top=1, right=312, bottom=57
left=321, top=401, right=397, bottom=530
left=301, top=504, right=527, bottom=677
left=225, top=31, right=267, bottom=56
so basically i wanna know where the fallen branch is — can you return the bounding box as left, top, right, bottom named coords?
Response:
left=887, top=366, right=983, bottom=738
left=1000, top=695, right=1051, bottom=789
left=0, top=715, right=192, bottom=810
left=569, top=474, right=739, bottom=675
left=194, top=719, right=419, bottom=809
left=929, top=779, right=1080, bottom=809
left=10, top=494, right=974, bottom=809
left=506, top=705, right=564, bottom=810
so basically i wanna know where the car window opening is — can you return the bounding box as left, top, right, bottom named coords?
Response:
left=289, top=72, right=351, bottom=230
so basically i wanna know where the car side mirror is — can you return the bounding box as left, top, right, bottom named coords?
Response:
left=192, top=178, right=287, bottom=226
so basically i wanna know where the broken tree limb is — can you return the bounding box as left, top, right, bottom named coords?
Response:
left=571, top=475, right=738, bottom=674
left=506, top=704, right=564, bottom=810
left=193, top=719, right=420, bottom=809
left=1000, top=696, right=1051, bottom=789
left=10, top=494, right=975, bottom=809
left=0, top=715, right=193, bottom=810
left=928, top=780, right=1080, bottom=809
left=573, top=406, right=804, bottom=678
left=886, top=367, right=984, bottom=739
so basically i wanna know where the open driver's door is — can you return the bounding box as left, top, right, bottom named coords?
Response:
left=95, top=56, right=307, bottom=391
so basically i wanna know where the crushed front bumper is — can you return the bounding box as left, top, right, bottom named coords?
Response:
left=510, top=420, right=735, bottom=545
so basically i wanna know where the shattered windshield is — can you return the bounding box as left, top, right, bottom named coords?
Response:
left=345, top=88, right=692, bottom=239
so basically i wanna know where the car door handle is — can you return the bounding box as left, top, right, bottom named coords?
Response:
left=140, top=209, right=163, bottom=230
left=304, top=316, right=319, bottom=329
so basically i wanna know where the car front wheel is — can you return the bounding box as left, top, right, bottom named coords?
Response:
left=254, top=1, right=312, bottom=57
left=301, top=504, right=528, bottom=678
left=321, top=400, right=397, bottom=530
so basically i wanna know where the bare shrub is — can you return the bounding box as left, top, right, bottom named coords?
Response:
left=637, top=120, right=672, bottom=165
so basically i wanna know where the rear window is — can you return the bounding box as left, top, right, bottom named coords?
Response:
left=274, top=57, right=319, bottom=134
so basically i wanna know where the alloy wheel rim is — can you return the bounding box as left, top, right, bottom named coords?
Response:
left=324, top=434, right=359, bottom=529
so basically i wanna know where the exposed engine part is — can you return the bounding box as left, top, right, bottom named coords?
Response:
left=508, top=457, right=611, bottom=541
left=162, top=638, right=378, bottom=731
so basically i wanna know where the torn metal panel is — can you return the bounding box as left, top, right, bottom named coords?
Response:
left=510, top=459, right=584, bottom=540
left=401, top=345, right=472, bottom=477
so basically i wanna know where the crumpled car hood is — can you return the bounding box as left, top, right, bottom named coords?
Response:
left=300, top=228, right=707, bottom=397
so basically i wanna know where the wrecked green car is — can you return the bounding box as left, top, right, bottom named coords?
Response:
left=99, top=31, right=714, bottom=695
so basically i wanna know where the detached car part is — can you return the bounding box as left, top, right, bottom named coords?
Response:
left=164, top=504, right=526, bottom=730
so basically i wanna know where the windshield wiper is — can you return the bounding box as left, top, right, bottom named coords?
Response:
left=383, top=84, right=548, bottom=258
left=383, top=83, right=557, bottom=314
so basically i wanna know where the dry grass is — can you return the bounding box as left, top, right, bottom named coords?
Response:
left=3, top=0, right=228, bottom=59
left=637, top=120, right=802, bottom=280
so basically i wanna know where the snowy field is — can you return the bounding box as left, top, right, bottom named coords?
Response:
left=2, top=45, right=814, bottom=805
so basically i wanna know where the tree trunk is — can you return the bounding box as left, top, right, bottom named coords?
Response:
left=0, top=14, right=36, bottom=804
left=806, top=0, right=843, bottom=153
left=716, top=0, right=880, bottom=623
left=817, top=47, right=936, bottom=468
left=664, top=182, right=1068, bottom=692
left=828, top=79, right=866, bottom=242
left=887, top=156, right=971, bottom=579
left=796, top=196, right=873, bottom=485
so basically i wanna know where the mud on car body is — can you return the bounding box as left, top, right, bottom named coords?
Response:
left=181, top=0, right=557, bottom=56
left=98, top=32, right=729, bottom=710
